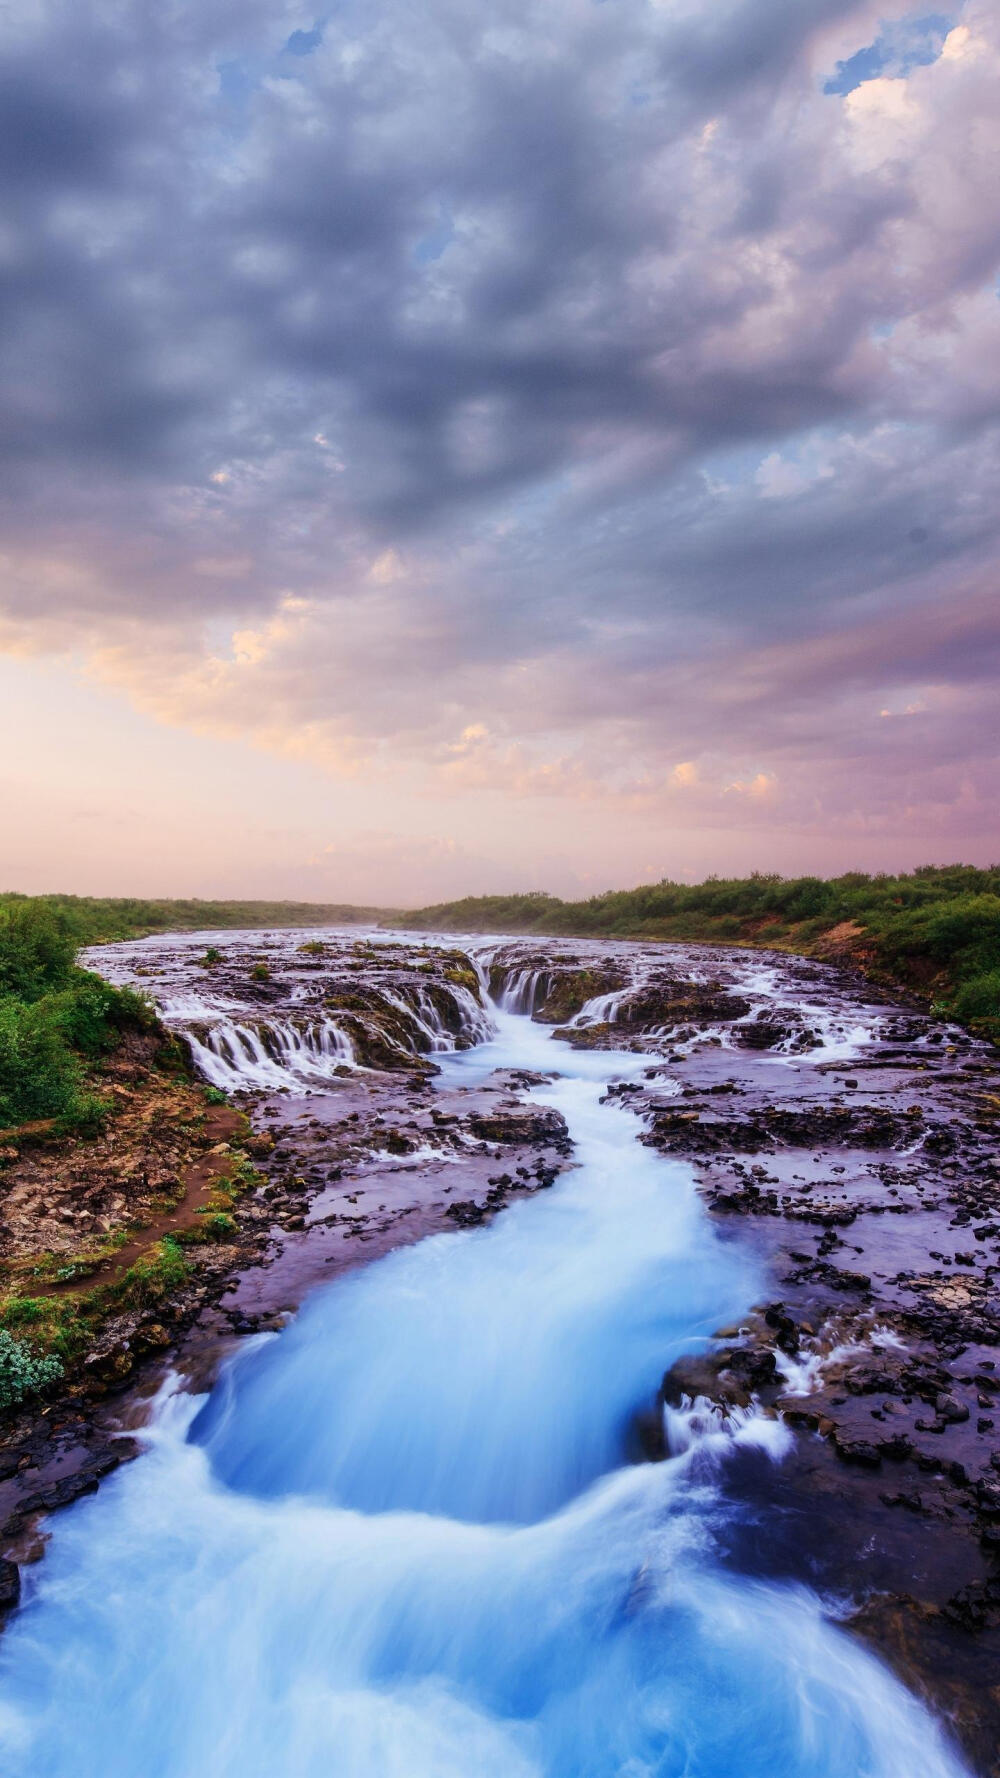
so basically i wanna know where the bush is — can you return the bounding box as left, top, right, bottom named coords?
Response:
left=0, top=904, right=76, bottom=1003
left=48, top=976, right=155, bottom=1059
left=0, top=1328, right=63, bottom=1412
left=949, top=972, right=1000, bottom=1031
left=0, top=996, right=81, bottom=1125
left=197, top=1211, right=237, bottom=1240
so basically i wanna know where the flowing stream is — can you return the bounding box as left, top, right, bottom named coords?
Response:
left=0, top=987, right=969, bottom=1777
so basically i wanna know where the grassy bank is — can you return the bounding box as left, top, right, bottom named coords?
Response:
left=393, top=866, right=1000, bottom=1043
left=0, top=901, right=182, bottom=1410
left=0, top=894, right=393, bottom=946
left=0, top=901, right=158, bottom=1132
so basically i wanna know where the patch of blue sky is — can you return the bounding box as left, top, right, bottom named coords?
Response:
left=699, top=440, right=775, bottom=493
left=215, top=19, right=328, bottom=115
left=700, top=427, right=854, bottom=501
left=284, top=23, right=325, bottom=57
left=823, top=11, right=954, bottom=96
left=216, top=60, right=258, bottom=109
left=414, top=205, right=455, bottom=266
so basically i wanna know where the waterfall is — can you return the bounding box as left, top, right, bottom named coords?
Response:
left=0, top=988, right=968, bottom=1778
left=184, top=1016, right=357, bottom=1091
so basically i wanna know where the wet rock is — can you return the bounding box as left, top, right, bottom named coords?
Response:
left=466, top=1107, right=569, bottom=1148
left=0, top=1559, right=19, bottom=1615
left=832, top=1434, right=882, bottom=1468
left=935, top=1393, right=970, bottom=1424
left=763, top=1305, right=800, bottom=1354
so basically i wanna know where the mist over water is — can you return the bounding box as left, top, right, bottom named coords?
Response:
left=0, top=997, right=969, bottom=1777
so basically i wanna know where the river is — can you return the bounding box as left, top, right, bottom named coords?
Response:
left=0, top=935, right=974, bottom=1776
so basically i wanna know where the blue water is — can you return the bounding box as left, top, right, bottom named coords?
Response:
left=0, top=1009, right=968, bottom=1777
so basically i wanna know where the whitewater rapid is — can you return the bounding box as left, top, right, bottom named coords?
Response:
left=0, top=1002, right=968, bottom=1777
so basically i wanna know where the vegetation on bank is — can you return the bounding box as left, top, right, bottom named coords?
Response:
left=0, top=1139, right=262, bottom=1410
left=0, top=894, right=393, bottom=946
left=394, top=866, right=1000, bottom=1042
left=0, top=901, right=158, bottom=1131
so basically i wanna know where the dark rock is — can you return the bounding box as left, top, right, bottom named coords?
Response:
left=833, top=1434, right=882, bottom=1468
left=0, top=1559, right=20, bottom=1614
left=936, top=1394, right=970, bottom=1424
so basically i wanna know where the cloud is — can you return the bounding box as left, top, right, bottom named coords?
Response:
left=0, top=0, right=998, bottom=883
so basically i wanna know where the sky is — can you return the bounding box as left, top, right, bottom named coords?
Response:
left=1, top=0, right=998, bottom=906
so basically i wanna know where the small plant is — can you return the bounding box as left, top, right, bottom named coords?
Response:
left=201, top=946, right=223, bottom=967
left=0, top=1295, right=49, bottom=1328
left=250, top=962, right=270, bottom=982
left=297, top=940, right=326, bottom=956
left=55, top=1091, right=112, bottom=1137
left=0, top=1328, right=63, bottom=1412
left=197, top=1210, right=237, bottom=1240
left=203, top=1084, right=228, bottom=1105
left=111, top=1236, right=191, bottom=1309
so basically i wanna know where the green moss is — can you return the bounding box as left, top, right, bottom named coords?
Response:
left=105, top=1236, right=192, bottom=1310
left=195, top=1211, right=237, bottom=1240
left=443, top=965, right=478, bottom=993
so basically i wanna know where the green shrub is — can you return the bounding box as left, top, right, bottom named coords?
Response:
left=0, top=1328, right=63, bottom=1412
left=0, top=970, right=153, bottom=1129
left=0, top=904, right=76, bottom=1003
left=56, top=1092, right=113, bottom=1137
left=0, top=1296, right=49, bottom=1328
left=250, top=962, right=270, bottom=982
left=48, top=976, right=154, bottom=1060
left=0, top=996, right=81, bottom=1125
left=949, top=972, right=1000, bottom=1030
left=197, top=1211, right=237, bottom=1240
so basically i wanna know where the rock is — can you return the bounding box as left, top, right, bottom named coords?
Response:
left=726, top=1346, right=779, bottom=1391
left=833, top=1435, right=882, bottom=1468
left=764, top=1304, right=800, bottom=1354
left=737, top=1023, right=792, bottom=1050
left=975, top=1481, right=1000, bottom=1518
left=876, top=1433, right=913, bottom=1460
left=467, top=1107, right=569, bottom=1147
left=0, top=1559, right=20, bottom=1614
left=935, top=1393, right=970, bottom=1424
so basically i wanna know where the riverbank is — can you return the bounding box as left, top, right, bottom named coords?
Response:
left=392, top=865, right=1000, bottom=1047
left=0, top=928, right=997, bottom=1772
left=0, top=933, right=574, bottom=1611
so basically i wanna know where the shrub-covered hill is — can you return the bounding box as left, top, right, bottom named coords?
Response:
left=394, top=866, right=1000, bottom=1043
left=0, top=894, right=392, bottom=947
left=0, top=901, right=158, bottom=1131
